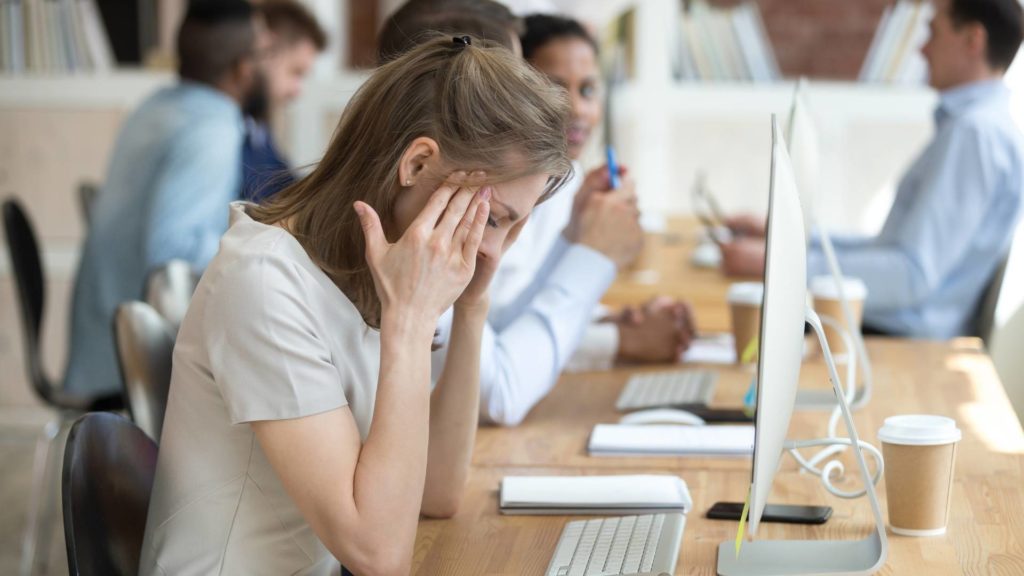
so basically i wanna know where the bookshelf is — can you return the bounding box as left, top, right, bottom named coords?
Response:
left=592, top=0, right=939, bottom=234
left=602, top=0, right=930, bottom=85
left=608, top=80, right=936, bottom=234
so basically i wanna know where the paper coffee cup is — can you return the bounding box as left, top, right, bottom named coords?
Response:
left=728, top=283, right=763, bottom=364
left=811, top=276, right=867, bottom=356
left=878, top=415, right=961, bottom=536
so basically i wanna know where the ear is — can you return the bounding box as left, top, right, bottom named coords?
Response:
left=398, top=136, right=441, bottom=188
left=226, top=54, right=256, bottom=92
left=966, top=22, right=989, bottom=62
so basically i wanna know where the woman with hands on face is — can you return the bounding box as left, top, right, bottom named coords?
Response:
left=139, top=36, right=571, bottom=576
left=427, top=14, right=697, bottom=429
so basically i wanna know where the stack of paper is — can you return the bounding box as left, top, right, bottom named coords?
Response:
left=589, top=424, right=755, bottom=457
left=499, top=474, right=692, bottom=515
left=681, top=333, right=736, bottom=365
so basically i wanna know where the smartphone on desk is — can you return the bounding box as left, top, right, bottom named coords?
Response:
left=675, top=405, right=754, bottom=424
left=707, top=502, right=832, bottom=525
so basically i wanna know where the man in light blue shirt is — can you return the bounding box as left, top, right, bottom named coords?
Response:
left=722, top=0, right=1024, bottom=340
left=66, top=1, right=265, bottom=395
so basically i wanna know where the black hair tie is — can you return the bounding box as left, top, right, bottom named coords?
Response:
left=452, top=35, right=471, bottom=48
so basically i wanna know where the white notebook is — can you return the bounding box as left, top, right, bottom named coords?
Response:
left=681, top=333, right=737, bottom=365
left=588, top=424, right=755, bottom=457
left=499, top=474, right=692, bottom=515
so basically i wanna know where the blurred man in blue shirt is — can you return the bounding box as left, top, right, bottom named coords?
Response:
left=66, top=1, right=266, bottom=395
left=722, top=0, right=1024, bottom=340
left=241, top=0, right=326, bottom=203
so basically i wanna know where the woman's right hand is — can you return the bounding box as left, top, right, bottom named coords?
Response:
left=354, top=177, right=491, bottom=329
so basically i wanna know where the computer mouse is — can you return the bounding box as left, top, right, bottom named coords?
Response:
left=619, top=409, right=706, bottom=426
left=690, top=242, right=722, bottom=269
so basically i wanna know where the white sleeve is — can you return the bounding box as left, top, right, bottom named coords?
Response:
left=477, top=242, right=616, bottom=426
left=563, top=322, right=620, bottom=373
left=488, top=235, right=571, bottom=330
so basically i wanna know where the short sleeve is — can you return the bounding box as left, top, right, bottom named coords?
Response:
left=204, top=252, right=348, bottom=424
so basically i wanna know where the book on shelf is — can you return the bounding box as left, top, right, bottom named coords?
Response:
left=2, top=0, right=115, bottom=74
left=601, top=6, right=636, bottom=85
left=859, top=0, right=932, bottom=85
left=676, top=0, right=781, bottom=83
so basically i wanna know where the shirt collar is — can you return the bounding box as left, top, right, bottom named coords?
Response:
left=935, top=78, right=1008, bottom=124
left=245, top=116, right=269, bottom=147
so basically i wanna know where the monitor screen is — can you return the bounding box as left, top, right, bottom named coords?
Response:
left=748, top=116, right=809, bottom=536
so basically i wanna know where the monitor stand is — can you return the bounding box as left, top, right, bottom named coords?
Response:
left=716, top=307, right=888, bottom=576
left=796, top=227, right=873, bottom=412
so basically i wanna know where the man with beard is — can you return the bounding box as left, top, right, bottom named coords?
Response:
left=66, top=0, right=266, bottom=396
left=241, top=0, right=326, bottom=203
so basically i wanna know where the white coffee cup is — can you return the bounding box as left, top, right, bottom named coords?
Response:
left=727, top=282, right=763, bottom=364
left=878, top=415, right=961, bottom=536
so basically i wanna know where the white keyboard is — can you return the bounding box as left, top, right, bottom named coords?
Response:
left=616, top=370, right=718, bottom=411
left=545, top=513, right=685, bottom=576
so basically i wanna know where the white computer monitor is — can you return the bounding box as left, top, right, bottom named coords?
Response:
left=787, top=80, right=875, bottom=411
left=785, top=78, right=820, bottom=239
left=748, top=116, right=808, bottom=536
left=716, top=116, right=886, bottom=576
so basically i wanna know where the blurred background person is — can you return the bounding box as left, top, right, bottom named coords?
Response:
left=65, top=0, right=266, bottom=396
left=242, top=0, right=327, bottom=202
left=378, top=2, right=696, bottom=426
left=720, top=0, right=1024, bottom=340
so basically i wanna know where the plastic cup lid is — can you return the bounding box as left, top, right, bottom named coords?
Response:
left=810, top=275, right=868, bottom=300
left=728, top=282, right=764, bottom=305
left=878, top=415, right=961, bottom=446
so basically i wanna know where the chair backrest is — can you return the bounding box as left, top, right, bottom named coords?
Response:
left=114, top=302, right=175, bottom=442
left=144, top=259, right=199, bottom=329
left=62, top=412, right=158, bottom=576
left=2, top=198, right=54, bottom=400
left=78, top=182, right=100, bottom=226
left=976, top=253, right=1011, bottom=345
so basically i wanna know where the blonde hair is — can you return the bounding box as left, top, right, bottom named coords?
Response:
left=250, top=35, right=571, bottom=326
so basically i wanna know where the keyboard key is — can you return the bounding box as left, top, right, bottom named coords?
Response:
left=640, top=514, right=664, bottom=571
left=616, top=370, right=718, bottom=411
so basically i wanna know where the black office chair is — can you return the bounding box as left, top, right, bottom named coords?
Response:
left=974, top=252, right=1011, bottom=346
left=2, top=199, right=122, bottom=411
left=2, top=198, right=123, bottom=574
left=77, top=182, right=100, bottom=227
left=62, top=412, right=158, bottom=576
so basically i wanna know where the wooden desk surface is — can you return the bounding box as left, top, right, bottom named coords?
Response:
left=420, top=339, right=1024, bottom=574
left=414, top=218, right=1024, bottom=574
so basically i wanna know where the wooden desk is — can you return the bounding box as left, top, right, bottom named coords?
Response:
left=414, top=217, right=1024, bottom=574
left=418, top=339, right=1024, bottom=574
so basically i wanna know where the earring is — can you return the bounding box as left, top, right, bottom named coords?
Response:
left=405, top=179, right=412, bottom=186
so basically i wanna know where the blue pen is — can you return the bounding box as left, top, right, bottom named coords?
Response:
left=606, top=145, right=621, bottom=189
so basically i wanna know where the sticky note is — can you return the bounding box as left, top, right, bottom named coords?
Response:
left=735, top=487, right=751, bottom=558
left=740, top=336, right=759, bottom=364
left=742, top=375, right=757, bottom=418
